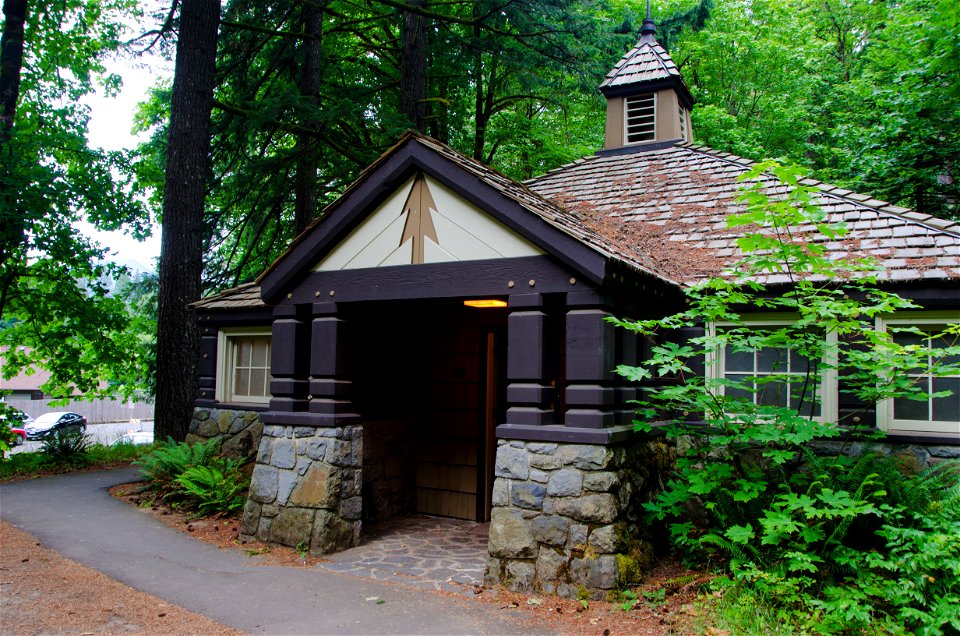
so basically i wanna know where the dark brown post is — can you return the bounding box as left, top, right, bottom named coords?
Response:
left=196, top=320, right=218, bottom=406
left=269, top=305, right=310, bottom=412
left=308, top=302, right=357, bottom=424
left=564, top=291, right=615, bottom=428
left=614, top=327, right=638, bottom=425
left=505, top=293, right=554, bottom=426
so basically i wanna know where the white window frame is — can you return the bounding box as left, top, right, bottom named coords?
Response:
left=707, top=316, right=838, bottom=422
left=623, top=93, right=657, bottom=145
left=876, top=311, right=960, bottom=436
left=216, top=327, right=272, bottom=405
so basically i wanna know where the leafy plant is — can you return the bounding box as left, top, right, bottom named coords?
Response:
left=136, top=437, right=249, bottom=515
left=173, top=464, right=249, bottom=515
left=611, top=162, right=960, bottom=633
left=39, top=429, right=91, bottom=465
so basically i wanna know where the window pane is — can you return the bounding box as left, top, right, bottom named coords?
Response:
left=251, top=339, right=268, bottom=367
left=894, top=396, right=928, bottom=421
left=932, top=334, right=960, bottom=368
left=725, top=346, right=754, bottom=372
left=931, top=377, right=960, bottom=423
left=790, top=350, right=814, bottom=374
left=234, top=368, right=250, bottom=397
left=790, top=391, right=821, bottom=418
left=757, top=347, right=787, bottom=373
left=237, top=341, right=252, bottom=367
left=758, top=381, right=787, bottom=407
left=249, top=369, right=267, bottom=397
left=892, top=331, right=924, bottom=348
left=725, top=384, right=754, bottom=405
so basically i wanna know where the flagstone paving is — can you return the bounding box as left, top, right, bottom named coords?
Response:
left=318, top=515, right=490, bottom=594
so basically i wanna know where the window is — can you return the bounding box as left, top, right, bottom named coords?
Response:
left=877, top=313, right=960, bottom=435
left=624, top=94, right=656, bottom=143
left=709, top=319, right=837, bottom=421
left=217, top=328, right=272, bottom=404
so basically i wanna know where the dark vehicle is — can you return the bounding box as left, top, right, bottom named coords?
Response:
left=23, top=412, right=87, bottom=440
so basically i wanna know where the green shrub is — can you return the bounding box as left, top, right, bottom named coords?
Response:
left=135, top=437, right=249, bottom=515
left=40, top=429, right=91, bottom=465
left=174, top=464, right=249, bottom=515
left=134, top=436, right=223, bottom=495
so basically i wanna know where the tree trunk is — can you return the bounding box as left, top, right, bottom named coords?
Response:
left=0, top=0, right=27, bottom=318
left=399, top=0, right=427, bottom=132
left=293, top=0, right=324, bottom=236
left=154, top=0, right=220, bottom=441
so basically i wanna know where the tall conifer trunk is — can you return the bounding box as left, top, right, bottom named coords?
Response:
left=293, top=1, right=324, bottom=236
left=154, top=0, right=220, bottom=441
left=0, top=0, right=27, bottom=316
left=399, top=0, right=427, bottom=132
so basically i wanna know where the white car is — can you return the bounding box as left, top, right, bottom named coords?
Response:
left=115, top=430, right=154, bottom=445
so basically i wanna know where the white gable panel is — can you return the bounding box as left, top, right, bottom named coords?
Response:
left=422, top=235, right=457, bottom=263
left=425, top=175, right=543, bottom=258
left=380, top=239, right=414, bottom=267
left=314, top=173, right=542, bottom=271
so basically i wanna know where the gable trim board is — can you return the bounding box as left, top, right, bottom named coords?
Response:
left=259, top=135, right=613, bottom=304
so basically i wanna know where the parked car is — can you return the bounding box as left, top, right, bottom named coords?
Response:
left=9, top=426, right=26, bottom=445
left=1, top=409, right=32, bottom=445
left=114, top=430, right=154, bottom=445
left=23, top=412, right=87, bottom=440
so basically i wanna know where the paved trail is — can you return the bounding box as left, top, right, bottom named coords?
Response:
left=1, top=468, right=549, bottom=635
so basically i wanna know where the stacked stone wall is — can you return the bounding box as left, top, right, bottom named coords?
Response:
left=808, top=440, right=960, bottom=472
left=241, top=424, right=363, bottom=555
left=485, top=438, right=664, bottom=598
left=362, top=420, right=417, bottom=522
left=187, top=407, right=264, bottom=461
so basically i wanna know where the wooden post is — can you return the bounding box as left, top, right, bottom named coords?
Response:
left=268, top=305, right=310, bottom=413
left=564, top=291, right=615, bottom=428
left=505, top=293, right=555, bottom=426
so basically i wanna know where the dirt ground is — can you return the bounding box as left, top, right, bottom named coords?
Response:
left=0, top=521, right=240, bottom=635
left=1, top=481, right=712, bottom=635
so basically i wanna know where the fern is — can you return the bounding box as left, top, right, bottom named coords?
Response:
left=174, top=465, right=249, bottom=515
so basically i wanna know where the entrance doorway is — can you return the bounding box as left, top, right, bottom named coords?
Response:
left=350, top=300, right=506, bottom=523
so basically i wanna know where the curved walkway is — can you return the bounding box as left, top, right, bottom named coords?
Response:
left=0, top=468, right=548, bottom=635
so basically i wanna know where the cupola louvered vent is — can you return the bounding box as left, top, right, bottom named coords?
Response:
left=679, top=106, right=688, bottom=142
left=624, top=94, right=656, bottom=143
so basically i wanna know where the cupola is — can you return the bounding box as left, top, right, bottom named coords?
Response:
left=599, top=14, right=695, bottom=151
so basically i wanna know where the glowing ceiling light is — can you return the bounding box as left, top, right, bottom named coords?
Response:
left=463, top=299, right=508, bottom=308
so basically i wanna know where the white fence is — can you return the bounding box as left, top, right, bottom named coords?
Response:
left=2, top=397, right=154, bottom=424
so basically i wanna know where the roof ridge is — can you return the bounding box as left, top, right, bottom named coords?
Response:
left=677, top=144, right=960, bottom=238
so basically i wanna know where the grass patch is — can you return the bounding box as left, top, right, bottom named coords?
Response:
left=0, top=442, right=153, bottom=481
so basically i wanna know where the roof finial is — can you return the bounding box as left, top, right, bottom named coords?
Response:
left=639, top=0, right=656, bottom=43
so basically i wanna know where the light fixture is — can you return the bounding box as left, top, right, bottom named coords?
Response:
left=463, top=299, right=508, bottom=308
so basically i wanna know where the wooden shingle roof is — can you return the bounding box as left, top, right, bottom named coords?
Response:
left=525, top=143, right=960, bottom=285
left=600, top=36, right=681, bottom=90
left=191, top=282, right=267, bottom=310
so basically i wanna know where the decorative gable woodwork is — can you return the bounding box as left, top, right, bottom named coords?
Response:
left=314, top=173, right=543, bottom=271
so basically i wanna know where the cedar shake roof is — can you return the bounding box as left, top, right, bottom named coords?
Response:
left=191, top=282, right=267, bottom=310
left=525, top=143, right=960, bottom=285
left=206, top=133, right=959, bottom=310
left=600, top=30, right=681, bottom=90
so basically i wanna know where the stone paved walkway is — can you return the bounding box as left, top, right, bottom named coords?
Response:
left=318, top=515, right=489, bottom=594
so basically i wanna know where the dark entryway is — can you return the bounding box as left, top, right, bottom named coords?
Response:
left=349, top=300, right=507, bottom=523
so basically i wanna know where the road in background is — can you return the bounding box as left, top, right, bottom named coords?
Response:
left=10, top=420, right=154, bottom=455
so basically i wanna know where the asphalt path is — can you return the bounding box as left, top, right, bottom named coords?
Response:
left=0, top=467, right=549, bottom=635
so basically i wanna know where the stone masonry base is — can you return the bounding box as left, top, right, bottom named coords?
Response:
left=240, top=424, right=362, bottom=555
left=187, top=407, right=264, bottom=461
left=484, top=438, right=664, bottom=598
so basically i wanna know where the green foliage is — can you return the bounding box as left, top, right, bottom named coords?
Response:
left=0, top=0, right=152, bottom=401
left=39, top=429, right=92, bottom=466
left=612, top=162, right=960, bottom=634
left=135, top=437, right=249, bottom=515
left=0, top=440, right=151, bottom=480
left=174, top=465, right=248, bottom=515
